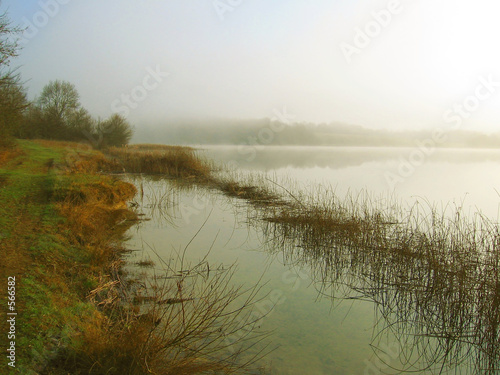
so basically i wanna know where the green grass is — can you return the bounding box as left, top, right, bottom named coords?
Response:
left=0, top=140, right=134, bottom=373
left=0, top=140, right=267, bottom=375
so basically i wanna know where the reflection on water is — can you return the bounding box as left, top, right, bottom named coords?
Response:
left=124, top=147, right=500, bottom=374
left=126, top=178, right=380, bottom=374
left=199, top=145, right=500, bottom=170
left=200, top=146, right=500, bottom=220
left=257, top=202, right=500, bottom=374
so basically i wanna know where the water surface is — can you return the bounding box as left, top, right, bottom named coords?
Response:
left=125, top=146, right=500, bottom=374
left=199, top=145, right=500, bottom=220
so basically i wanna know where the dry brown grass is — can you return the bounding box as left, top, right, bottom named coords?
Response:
left=36, top=142, right=270, bottom=374
left=55, top=178, right=137, bottom=266
left=107, top=146, right=212, bottom=180
left=68, top=152, right=122, bottom=174
left=0, top=145, right=23, bottom=167
left=34, top=139, right=89, bottom=149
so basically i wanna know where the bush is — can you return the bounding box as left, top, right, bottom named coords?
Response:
left=97, top=114, right=133, bottom=148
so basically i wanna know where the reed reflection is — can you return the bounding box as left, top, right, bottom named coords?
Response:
left=257, top=196, right=500, bottom=374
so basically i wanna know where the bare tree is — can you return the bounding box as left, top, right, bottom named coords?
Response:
left=0, top=8, right=25, bottom=145
left=66, top=107, right=95, bottom=140
left=34, top=80, right=81, bottom=139
left=0, top=9, right=21, bottom=81
left=38, top=80, right=80, bottom=122
left=0, top=77, right=27, bottom=140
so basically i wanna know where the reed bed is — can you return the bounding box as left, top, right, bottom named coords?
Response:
left=125, top=253, right=272, bottom=374
left=54, top=255, right=271, bottom=374
left=254, top=188, right=500, bottom=374
left=42, top=145, right=271, bottom=374
left=47, top=255, right=270, bottom=374
left=107, top=146, right=287, bottom=206
left=107, top=146, right=213, bottom=180
left=105, top=144, right=500, bottom=373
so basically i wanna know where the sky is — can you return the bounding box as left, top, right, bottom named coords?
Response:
left=2, top=0, right=500, bottom=132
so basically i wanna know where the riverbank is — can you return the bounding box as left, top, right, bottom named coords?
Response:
left=0, top=140, right=138, bottom=373
left=0, top=140, right=269, bottom=374
left=3, top=140, right=499, bottom=373
left=106, top=143, right=500, bottom=373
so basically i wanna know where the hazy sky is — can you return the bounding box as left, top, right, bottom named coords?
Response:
left=2, top=0, right=500, bottom=131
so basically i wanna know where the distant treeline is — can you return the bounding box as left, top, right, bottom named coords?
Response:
left=0, top=11, right=132, bottom=149
left=135, top=119, right=500, bottom=148
left=1, top=77, right=133, bottom=149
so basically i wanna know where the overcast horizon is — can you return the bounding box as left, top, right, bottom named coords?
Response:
left=2, top=0, right=500, bottom=133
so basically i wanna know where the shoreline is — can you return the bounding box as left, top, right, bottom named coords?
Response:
left=0, top=140, right=138, bottom=373
left=0, top=140, right=268, bottom=374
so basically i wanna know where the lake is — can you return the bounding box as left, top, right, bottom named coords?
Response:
left=200, top=145, right=500, bottom=221
left=125, top=146, right=500, bottom=374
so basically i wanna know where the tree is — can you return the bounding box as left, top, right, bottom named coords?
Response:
left=38, top=80, right=80, bottom=121
left=35, top=80, right=81, bottom=139
left=0, top=10, right=21, bottom=82
left=66, top=107, right=95, bottom=141
left=0, top=9, right=25, bottom=145
left=97, top=114, right=133, bottom=148
left=0, top=77, right=27, bottom=144
left=25, top=81, right=134, bottom=146
left=16, top=103, right=43, bottom=139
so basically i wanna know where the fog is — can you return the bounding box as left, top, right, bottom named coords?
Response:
left=3, top=0, right=500, bottom=133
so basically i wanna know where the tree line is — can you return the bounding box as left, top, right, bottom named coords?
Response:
left=0, top=9, right=132, bottom=148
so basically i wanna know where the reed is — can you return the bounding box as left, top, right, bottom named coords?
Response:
left=48, top=256, right=271, bottom=374
left=99, top=143, right=500, bottom=373
left=35, top=141, right=270, bottom=374
left=254, top=188, right=500, bottom=374
left=106, top=146, right=213, bottom=180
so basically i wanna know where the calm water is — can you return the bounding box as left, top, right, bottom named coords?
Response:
left=125, top=146, right=500, bottom=374
left=199, top=145, right=500, bottom=221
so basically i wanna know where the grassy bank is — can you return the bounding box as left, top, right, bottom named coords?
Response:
left=0, top=140, right=138, bottom=373
left=0, top=141, right=270, bottom=374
